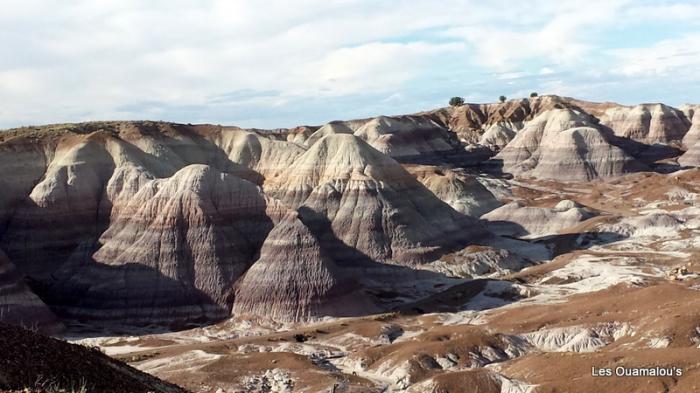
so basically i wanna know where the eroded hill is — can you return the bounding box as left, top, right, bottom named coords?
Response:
left=2, top=95, right=700, bottom=392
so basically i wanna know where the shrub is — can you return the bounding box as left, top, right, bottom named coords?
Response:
left=293, top=333, right=307, bottom=343
left=499, top=95, right=507, bottom=103
left=530, top=92, right=538, bottom=98
left=449, top=96, right=465, bottom=107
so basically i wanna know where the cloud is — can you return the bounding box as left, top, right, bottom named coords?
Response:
left=610, top=34, right=700, bottom=77
left=442, top=0, right=632, bottom=70
left=624, top=2, right=700, bottom=21
left=0, top=0, right=698, bottom=128
left=305, top=41, right=465, bottom=95
left=496, top=71, right=528, bottom=80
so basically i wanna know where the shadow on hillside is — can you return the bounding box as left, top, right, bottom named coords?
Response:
left=296, top=206, right=480, bottom=313
left=293, top=205, right=627, bottom=318
left=392, top=229, right=627, bottom=316
left=394, top=278, right=494, bottom=315
left=484, top=211, right=626, bottom=250
left=13, top=201, right=625, bottom=336
left=598, top=124, right=687, bottom=175
left=476, top=157, right=512, bottom=179
left=30, top=244, right=230, bottom=336
left=397, top=146, right=495, bottom=167
left=529, top=231, right=627, bottom=257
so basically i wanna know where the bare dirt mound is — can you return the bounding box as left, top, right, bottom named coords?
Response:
left=0, top=323, right=189, bottom=393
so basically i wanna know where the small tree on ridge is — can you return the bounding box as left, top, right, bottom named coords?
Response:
left=449, top=97, right=465, bottom=107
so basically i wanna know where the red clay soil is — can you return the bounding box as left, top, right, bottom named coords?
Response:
left=0, top=323, right=189, bottom=393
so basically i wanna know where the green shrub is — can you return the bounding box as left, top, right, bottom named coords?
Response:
left=449, top=96, right=465, bottom=107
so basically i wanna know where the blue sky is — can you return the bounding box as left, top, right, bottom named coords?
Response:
left=1, top=0, right=700, bottom=129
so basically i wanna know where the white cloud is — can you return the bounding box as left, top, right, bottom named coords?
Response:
left=610, top=34, right=700, bottom=77
left=0, top=70, right=44, bottom=95
left=624, top=2, right=700, bottom=21
left=496, top=71, right=528, bottom=80
left=305, top=42, right=465, bottom=95
left=0, top=0, right=698, bottom=128
left=442, top=0, right=632, bottom=70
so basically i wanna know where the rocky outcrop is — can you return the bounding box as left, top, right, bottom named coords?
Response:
left=1, top=135, right=118, bottom=279
left=491, top=109, right=645, bottom=181
left=679, top=105, right=700, bottom=166
left=304, top=121, right=355, bottom=147
left=284, top=125, right=318, bottom=144
left=266, top=134, right=488, bottom=265
left=354, top=116, right=458, bottom=159
left=114, top=122, right=261, bottom=182
left=0, top=122, right=488, bottom=327
left=0, top=135, right=52, bottom=235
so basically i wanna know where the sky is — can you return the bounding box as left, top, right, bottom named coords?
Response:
left=1, top=0, right=700, bottom=129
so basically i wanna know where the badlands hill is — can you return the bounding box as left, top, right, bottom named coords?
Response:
left=491, top=108, right=646, bottom=181
left=0, top=95, right=699, bottom=329
left=0, top=120, right=493, bottom=327
left=428, top=95, right=693, bottom=147
left=2, top=95, right=700, bottom=392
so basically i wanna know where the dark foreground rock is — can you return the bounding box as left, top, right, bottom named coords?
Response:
left=0, top=323, right=189, bottom=393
